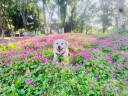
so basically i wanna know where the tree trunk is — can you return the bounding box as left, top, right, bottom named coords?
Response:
left=44, top=27, right=47, bottom=34
left=18, top=0, right=29, bottom=33
left=0, top=1, right=2, bottom=30
left=37, top=8, right=41, bottom=32
left=61, top=11, right=66, bottom=34
left=43, top=0, right=47, bottom=34
left=7, top=1, right=13, bottom=34
left=58, top=5, right=59, bottom=34
left=81, top=26, right=83, bottom=33
left=86, top=26, right=88, bottom=34
left=81, top=20, right=84, bottom=33
left=0, top=0, right=6, bottom=39
left=117, top=0, right=124, bottom=28
left=61, top=1, right=67, bottom=34
left=125, top=9, right=128, bottom=32
left=50, top=13, right=54, bottom=34
left=49, top=23, right=52, bottom=34
left=19, top=31, right=20, bottom=37
left=35, top=30, right=36, bottom=35
left=47, top=26, right=50, bottom=34
left=103, top=26, right=106, bottom=33
left=70, top=3, right=76, bottom=33
left=1, top=29, right=5, bottom=39
left=25, top=21, right=27, bottom=32
left=71, top=11, right=73, bottom=33
left=61, top=27, right=64, bottom=34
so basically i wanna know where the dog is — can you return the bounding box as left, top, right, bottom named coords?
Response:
left=53, top=39, right=69, bottom=62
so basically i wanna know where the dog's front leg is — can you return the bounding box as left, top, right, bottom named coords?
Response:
left=53, top=52, right=57, bottom=62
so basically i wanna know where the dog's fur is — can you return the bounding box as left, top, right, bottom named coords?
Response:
left=53, top=39, right=69, bottom=61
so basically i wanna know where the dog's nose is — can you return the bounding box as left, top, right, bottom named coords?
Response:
left=58, top=46, right=61, bottom=49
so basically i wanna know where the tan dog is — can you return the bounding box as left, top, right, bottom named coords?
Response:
left=53, top=39, right=69, bottom=61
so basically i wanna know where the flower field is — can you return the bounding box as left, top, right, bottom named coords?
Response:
left=0, top=33, right=128, bottom=96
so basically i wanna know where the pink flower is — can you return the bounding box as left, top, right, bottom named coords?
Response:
left=110, top=83, right=113, bottom=86
left=105, top=92, right=107, bottom=94
left=25, top=79, right=29, bottom=84
left=57, top=80, right=59, bottom=82
left=93, top=87, right=96, bottom=89
left=108, top=88, right=111, bottom=92
left=90, top=55, right=94, bottom=59
left=75, top=68, right=78, bottom=72
left=47, top=71, right=50, bottom=74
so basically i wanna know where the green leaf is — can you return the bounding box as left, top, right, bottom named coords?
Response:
left=8, top=93, right=18, bottom=96
left=35, top=91, right=42, bottom=95
left=18, top=89, right=25, bottom=95
left=15, top=79, right=21, bottom=89
left=60, top=91, right=66, bottom=96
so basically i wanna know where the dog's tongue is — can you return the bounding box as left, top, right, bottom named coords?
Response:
left=58, top=49, right=61, bottom=52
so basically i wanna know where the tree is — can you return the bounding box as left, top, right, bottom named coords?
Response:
left=27, top=8, right=39, bottom=32
left=7, top=4, right=24, bottom=31
left=0, top=0, right=2, bottom=38
left=17, top=0, right=31, bottom=32
left=125, top=9, right=128, bottom=32
left=57, top=0, right=68, bottom=34
left=76, top=0, right=96, bottom=33
left=42, top=0, right=47, bottom=34
left=46, top=0, right=56, bottom=34
left=61, top=0, right=67, bottom=34
left=55, top=0, right=60, bottom=33
left=32, top=0, right=44, bottom=34
left=68, top=0, right=78, bottom=33
left=7, top=0, right=43, bottom=35
left=99, top=0, right=114, bottom=33
left=117, top=0, right=124, bottom=29
left=0, top=0, right=6, bottom=39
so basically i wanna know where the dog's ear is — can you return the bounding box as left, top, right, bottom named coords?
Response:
left=65, top=41, right=69, bottom=47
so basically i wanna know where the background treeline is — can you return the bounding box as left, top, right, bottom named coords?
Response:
left=0, top=0, right=128, bottom=38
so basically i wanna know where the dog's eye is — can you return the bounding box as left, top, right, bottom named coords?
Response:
left=61, top=43, right=63, bottom=45
left=56, top=43, right=58, bottom=44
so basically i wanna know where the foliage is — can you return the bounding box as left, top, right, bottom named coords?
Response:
left=1, top=0, right=128, bottom=36
left=0, top=33, right=128, bottom=95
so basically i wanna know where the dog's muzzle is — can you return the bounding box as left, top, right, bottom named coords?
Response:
left=57, top=46, right=63, bottom=52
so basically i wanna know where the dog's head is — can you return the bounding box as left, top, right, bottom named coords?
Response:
left=53, top=39, right=69, bottom=52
